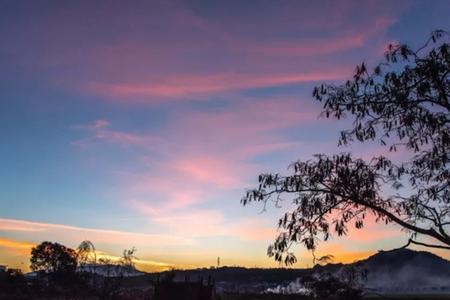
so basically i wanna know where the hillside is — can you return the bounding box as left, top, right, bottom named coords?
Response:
left=356, top=248, right=450, bottom=293
left=309, top=248, right=450, bottom=293
left=154, top=249, right=450, bottom=294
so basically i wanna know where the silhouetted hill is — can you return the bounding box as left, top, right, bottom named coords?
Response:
left=358, top=248, right=450, bottom=292
left=313, top=248, right=450, bottom=293
left=154, top=249, right=450, bottom=293
left=363, top=248, right=450, bottom=273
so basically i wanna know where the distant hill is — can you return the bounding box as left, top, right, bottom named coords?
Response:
left=155, top=249, right=450, bottom=294
left=356, top=248, right=450, bottom=293
left=311, top=248, right=450, bottom=293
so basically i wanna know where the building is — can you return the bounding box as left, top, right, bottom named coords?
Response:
left=0, top=265, right=6, bottom=273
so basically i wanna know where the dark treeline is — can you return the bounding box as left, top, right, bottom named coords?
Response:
left=0, top=240, right=150, bottom=300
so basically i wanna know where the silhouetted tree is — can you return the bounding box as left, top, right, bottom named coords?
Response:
left=121, top=246, right=138, bottom=268
left=93, top=248, right=138, bottom=300
left=0, top=268, right=28, bottom=297
left=242, top=30, right=450, bottom=264
left=314, top=254, right=335, bottom=266
left=77, top=240, right=97, bottom=266
left=30, top=241, right=77, bottom=273
left=302, top=266, right=367, bottom=300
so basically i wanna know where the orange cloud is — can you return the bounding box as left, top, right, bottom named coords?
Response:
left=343, top=213, right=401, bottom=243
left=0, top=237, right=34, bottom=251
left=0, top=237, right=34, bottom=258
left=314, top=243, right=375, bottom=264
left=0, top=218, right=193, bottom=248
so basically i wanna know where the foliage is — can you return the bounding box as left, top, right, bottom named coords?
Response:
left=314, top=254, right=334, bottom=266
left=301, top=266, right=366, bottom=300
left=30, top=241, right=77, bottom=273
left=77, top=240, right=97, bottom=266
left=121, top=247, right=138, bottom=268
left=0, top=269, right=27, bottom=295
left=89, top=246, right=139, bottom=300
left=242, top=30, right=450, bottom=264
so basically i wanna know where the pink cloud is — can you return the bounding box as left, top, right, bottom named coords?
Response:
left=86, top=69, right=349, bottom=99
left=227, top=219, right=277, bottom=241
left=129, top=189, right=203, bottom=215
left=4, top=0, right=407, bottom=105
left=344, top=214, right=401, bottom=243
left=315, top=210, right=403, bottom=246
left=238, top=14, right=397, bottom=58
left=72, top=96, right=321, bottom=241
left=71, top=92, right=409, bottom=248
left=239, top=33, right=367, bottom=57
left=173, top=156, right=251, bottom=189
left=131, top=199, right=275, bottom=242
left=175, top=97, right=319, bottom=136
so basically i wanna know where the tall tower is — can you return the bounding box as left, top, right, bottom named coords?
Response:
left=217, top=256, right=220, bottom=268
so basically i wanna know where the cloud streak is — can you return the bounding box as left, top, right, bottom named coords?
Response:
left=71, top=96, right=321, bottom=243
left=86, top=70, right=348, bottom=99
left=0, top=218, right=193, bottom=247
left=1, top=0, right=405, bottom=103
left=0, top=237, right=34, bottom=251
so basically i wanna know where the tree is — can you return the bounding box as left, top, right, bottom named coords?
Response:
left=242, top=30, right=450, bottom=265
left=302, top=265, right=367, bottom=300
left=77, top=240, right=97, bottom=266
left=0, top=268, right=28, bottom=296
left=93, top=248, right=138, bottom=300
left=121, top=247, right=138, bottom=269
left=30, top=241, right=77, bottom=273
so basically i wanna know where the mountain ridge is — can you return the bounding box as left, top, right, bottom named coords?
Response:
left=153, top=248, right=450, bottom=293
left=314, top=248, right=450, bottom=293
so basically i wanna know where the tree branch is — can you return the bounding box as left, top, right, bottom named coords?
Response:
left=399, top=238, right=450, bottom=250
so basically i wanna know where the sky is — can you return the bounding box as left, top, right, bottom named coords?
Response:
left=1, top=0, right=450, bottom=272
